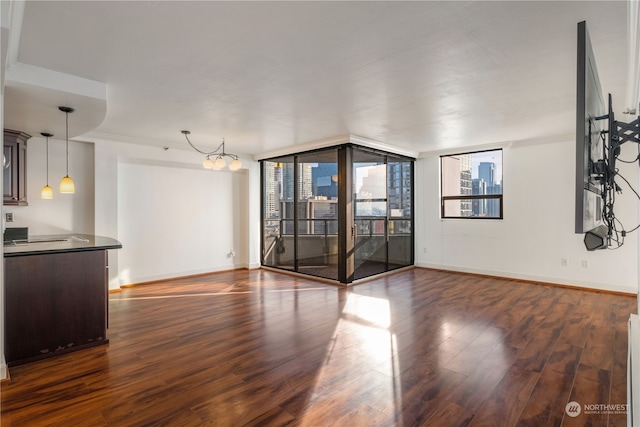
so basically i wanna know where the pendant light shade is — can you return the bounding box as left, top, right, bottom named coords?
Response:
left=213, top=156, right=226, bottom=170
left=58, top=106, right=75, bottom=194
left=60, top=176, right=75, bottom=193
left=41, top=132, right=54, bottom=199
left=203, top=156, right=215, bottom=169
left=41, top=185, right=54, bottom=199
left=229, top=158, right=242, bottom=171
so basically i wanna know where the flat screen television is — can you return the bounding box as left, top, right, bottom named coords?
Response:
left=575, top=21, right=605, bottom=234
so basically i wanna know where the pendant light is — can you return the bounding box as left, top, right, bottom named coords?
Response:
left=40, top=132, right=54, bottom=199
left=58, top=106, right=75, bottom=194
left=181, top=131, right=242, bottom=171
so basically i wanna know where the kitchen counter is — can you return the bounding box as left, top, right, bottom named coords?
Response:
left=4, top=233, right=122, bottom=366
left=3, top=233, right=122, bottom=257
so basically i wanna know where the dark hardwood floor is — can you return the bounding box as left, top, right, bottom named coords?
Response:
left=1, top=268, right=636, bottom=426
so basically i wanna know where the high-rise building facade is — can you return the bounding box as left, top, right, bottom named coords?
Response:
left=460, top=154, right=472, bottom=216
left=441, top=154, right=472, bottom=217
left=388, top=161, right=413, bottom=217
left=475, top=161, right=501, bottom=217
left=263, top=162, right=282, bottom=220
left=471, top=179, right=487, bottom=216
left=478, top=162, right=495, bottom=187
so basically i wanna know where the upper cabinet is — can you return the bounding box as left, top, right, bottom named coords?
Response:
left=4, top=129, right=31, bottom=206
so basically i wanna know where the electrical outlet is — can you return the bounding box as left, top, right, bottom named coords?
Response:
left=582, top=260, right=589, bottom=268
left=5, top=212, right=14, bottom=222
left=561, top=258, right=568, bottom=267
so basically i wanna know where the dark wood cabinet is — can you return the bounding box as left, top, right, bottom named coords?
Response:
left=4, top=250, right=109, bottom=366
left=4, top=129, right=30, bottom=206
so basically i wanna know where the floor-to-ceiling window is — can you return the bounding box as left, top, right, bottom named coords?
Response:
left=387, top=154, right=413, bottom=270
left=261, top=144, right=413, bottom=284
left=353, top=149, right=388, bottom=280
left=296, top=150, right=339, bottom=280
left=262, top=156, right=295, bottom=272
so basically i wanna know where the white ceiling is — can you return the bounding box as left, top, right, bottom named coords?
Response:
left=2, top=1, right=631, bottom=158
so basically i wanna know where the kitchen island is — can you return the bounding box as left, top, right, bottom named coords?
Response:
left=4, top=234, right=122, bottom=366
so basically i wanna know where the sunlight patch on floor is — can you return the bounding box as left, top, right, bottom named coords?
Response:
left=300, top=292, right=403, bottom=425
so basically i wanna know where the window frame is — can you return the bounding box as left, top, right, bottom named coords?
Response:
left=440, top=149, right=503, bottom=220
left=260, top=144, right=415, bottom=284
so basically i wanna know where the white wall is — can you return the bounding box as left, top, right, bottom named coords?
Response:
left=0, top=130, right=254, bottom=291
left=116, top=160, right=247, bottom=285
left=247, top=160, right=262, bottom=269
left=93, top=142, right=120, bottom=288
left=89, top=137, right=254, bottom=289
left=415, top=136, right=639, bottom=294
left=4, top=135, right=95, bottom=235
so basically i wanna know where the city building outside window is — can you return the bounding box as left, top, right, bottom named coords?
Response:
left=440, top=149, right=503, bottom=219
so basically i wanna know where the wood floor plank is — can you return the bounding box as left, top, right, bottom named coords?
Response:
left=608, top=328, right=630, bottom=427
left=562, top=363, right=611, bottom=427
left=444, top=326, right=508, bottom=376
left=445, top=342, right=522, bottom=412
left=516, top=371, right=571, bottom=426
left=1, top=268, right=636, bottom=426
left=467, top=367, right=541, bottom=427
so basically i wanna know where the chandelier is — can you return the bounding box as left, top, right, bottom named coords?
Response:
left=181, top=130, right=242, bottom=171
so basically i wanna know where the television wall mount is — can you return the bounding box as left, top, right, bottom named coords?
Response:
left=595, top=95, right=639, bottom=180
left=590, top=93, right=640, bottom=249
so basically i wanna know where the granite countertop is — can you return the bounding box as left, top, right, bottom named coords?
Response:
left=3, top=234, right=122, bottom=257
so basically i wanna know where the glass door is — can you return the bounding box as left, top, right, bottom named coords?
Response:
left=352, top=149, right=388, bottom=280
left=262, top=156, right=295, bottom=272
left=296, top=151, right=339, bottom=281
left=387, top=156, right=413, bottom=270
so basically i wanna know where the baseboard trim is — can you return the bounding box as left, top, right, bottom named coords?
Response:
left=109, top=263, right=635, bottom=298
left=414, top=264, right=636, bottom=297
left=114, top=267, right=249, bottom=291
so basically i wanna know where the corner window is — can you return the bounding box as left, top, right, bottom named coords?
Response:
left=440, top=149, right=503, bottom=219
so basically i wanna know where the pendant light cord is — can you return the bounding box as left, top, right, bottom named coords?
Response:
left=46, top=136, right=49, bottom=185
left=65, top=111, right=69, bottom=176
